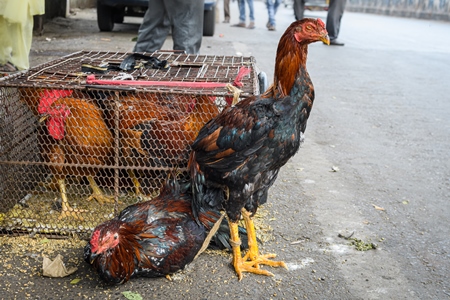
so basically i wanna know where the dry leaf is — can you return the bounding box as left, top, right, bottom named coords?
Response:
left=122, top=291, right=143, bottom=300
left=42, top=254, right=77, bottom=277
left=70, top=278, right=81, bottom=285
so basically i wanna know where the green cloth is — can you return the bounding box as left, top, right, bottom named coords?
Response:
left=0, top=0, right=45, bottom=70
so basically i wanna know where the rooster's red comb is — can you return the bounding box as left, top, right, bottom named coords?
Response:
left=90, top=229, right=101, bottom=252
left=316, top=18, right=325, bottom=28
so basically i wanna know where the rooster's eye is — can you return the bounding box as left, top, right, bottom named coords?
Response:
left=306, top=25, right=312, bottom=31
left=114, top=234, right=118, bottom=240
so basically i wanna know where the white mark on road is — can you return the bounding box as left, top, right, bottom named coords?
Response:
left=286, top=257, right=315, bottom=271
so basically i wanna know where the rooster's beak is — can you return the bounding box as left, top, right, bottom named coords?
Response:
left=89, top=253, right=98, bottom=264
left=39, top=114, right=49, bottom=123
left=321, top=34, right=330, bottom=45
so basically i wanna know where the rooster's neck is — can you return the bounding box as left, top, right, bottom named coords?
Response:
left=273, top=35, right=308, bottom=98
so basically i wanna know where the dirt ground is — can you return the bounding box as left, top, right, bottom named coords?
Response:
left=1, top=2, right=450, bottom=300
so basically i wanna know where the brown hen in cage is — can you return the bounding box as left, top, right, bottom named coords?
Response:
left=19, top=88, right=115, bottom=221
left=103, top=91, right=220, bottom=196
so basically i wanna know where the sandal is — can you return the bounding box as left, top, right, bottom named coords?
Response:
left=232, top=22, right=246, bottom=28
left=0, top=62, right=19, bottom=74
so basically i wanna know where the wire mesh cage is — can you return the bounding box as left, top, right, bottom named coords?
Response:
left=0, top=50, right=261, bottom=237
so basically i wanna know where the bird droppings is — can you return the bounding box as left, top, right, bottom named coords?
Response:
left=286, top=257, right=315, bottom=271
left=330, top=166, right=339, bottom=172
left=349, top=238, right=377, bottom=251
left=337, top=233, right=378, bottom=251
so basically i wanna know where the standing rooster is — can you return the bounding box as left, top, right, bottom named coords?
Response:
left=114, top=93, right=219, bottom=195
left=31, top=89, right=115, bottom=220
left=84, top=175, right=243, bottom=284
left=189, top=18, right=329, bottom=280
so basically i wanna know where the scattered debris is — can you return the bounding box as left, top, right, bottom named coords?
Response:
left=371, top=204, right=385, bottom=211
left=70, top=278, right=81, bottom=285
left=330, top=166, right=339, bottom=172
left=338, top=232, right=377, bottom=251
left=338, top=232, right=354, bottom=239
left=122, top=291, right=143, bottom=300
left=290, top=240, right=304, bottom=245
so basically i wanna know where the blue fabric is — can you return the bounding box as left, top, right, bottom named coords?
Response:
left=266, top=0, right=280, bottom=26
left=238, top=0, right=255, bottom=22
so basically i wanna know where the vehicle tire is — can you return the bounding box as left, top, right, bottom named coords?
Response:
left=113, top=7, right=125, bottom=24
left=97, top=3, right=114, bottom=32
left=203, top=8, right=215, bottom=37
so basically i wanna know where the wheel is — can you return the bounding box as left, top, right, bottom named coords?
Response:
left=113, top=7, right=125, bottom=24
left=203, top=8, right=215, bottom=37
left=97, top=3, right=114, bottom=32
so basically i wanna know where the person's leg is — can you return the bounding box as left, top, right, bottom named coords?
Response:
left=273, top=0, right=280, bottom=15
left=133, top=0, right=169, bottom=52
left=240, top=0, right=246, bottom=23
left=293, top=0, right=305, bottom=20
left=248, top=0, right=255, bottom=22
left=233, top=0, right=246, bottom=26
left=266, top=0, right=276, bottom=30
left=168, top=0, right=203, bottom=54
left=224, top=0, right=231, bottom=22
left=326, top=0, right=347, bottom=40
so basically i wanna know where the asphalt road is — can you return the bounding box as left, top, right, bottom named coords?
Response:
left=1, top=1, right=449, bottom=299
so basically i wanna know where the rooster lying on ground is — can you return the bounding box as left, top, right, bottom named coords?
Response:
left=189, top=18, right=329, bottom=280
left=84, top=175, right=247, bottom=284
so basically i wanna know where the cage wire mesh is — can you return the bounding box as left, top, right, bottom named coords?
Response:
left=0, top=50, right=260, bottom=238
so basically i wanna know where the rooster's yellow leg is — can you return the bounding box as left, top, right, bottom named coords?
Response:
left=128, top=169, right=143, bottom=197
left=241, top=209, right=287, bottom=269
left=229, top=219, right=275, bottom=280
left=86, top=176, right=116, bottom=204
left=57, top=178, right=87, bottom=220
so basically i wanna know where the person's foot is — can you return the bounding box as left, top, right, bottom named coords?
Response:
left=328, top=39, right=345, bottom=46
left=223, top=17, right=230, bottom=23
left=232, top=22, right=246, bottom=28
left=267, top=24, right=276, bottom=31
left=247, top=22, right=255, bottom=29
left=0, top=62, right=18, bottom=75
